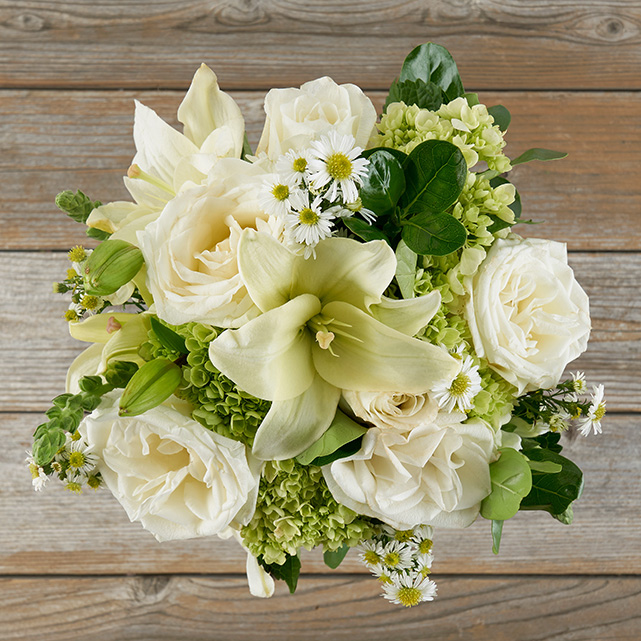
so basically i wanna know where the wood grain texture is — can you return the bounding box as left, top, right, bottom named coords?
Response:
left=2, top=574, right=641, bottom=641
left=0, top=1, right=640, bottom=90
left=1, top=90, right=639, bottom=251
left=1, top=251, right=638, bottom=413
left=3, top=411, right=639, bottom=576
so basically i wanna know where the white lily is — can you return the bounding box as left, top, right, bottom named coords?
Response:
left=209, top=230, right=459, bottom=461
left=87, top=64, right=245, bottom=244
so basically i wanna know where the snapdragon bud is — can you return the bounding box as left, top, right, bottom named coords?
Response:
left=118, top=358, right=182, bottom=417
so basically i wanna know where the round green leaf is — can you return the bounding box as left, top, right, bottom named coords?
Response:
left=360, top=150, right=406, bottom=215
left=401, top=210, right=467, bottom=256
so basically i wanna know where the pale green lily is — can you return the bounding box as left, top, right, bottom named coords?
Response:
left=87, top=64, right=245, bottom=244
left=209, top=230, right=459, bottom=461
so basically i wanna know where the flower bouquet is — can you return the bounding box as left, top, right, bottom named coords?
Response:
left=29, top=43, right=605, bottom=607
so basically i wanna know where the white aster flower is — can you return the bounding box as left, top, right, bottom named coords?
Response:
left=258, top=176, right=305, bottom=218
left=358, top=539, right=386, bottom=568
left=549, top=410, right=571, bottom=433
left=65, top=439, right=99, bottom=476
left=578, top=384, right=606, bottom=436
left=571, top=371, right=587, bottom=395
left=415, top=554, right=434, bottom=579
left=25, top=451, right=48, bottom=492
left=382, top=572, right=437, bottom=607
left=381, top=540, right=414, bottom=571
left=326, top=200, right=377, bottom=225
left=285, top=193, right=335, bottom=256
left=275, top=149, right=312, bottom=186
left=432, top=355, right=482, bottom=413
left=308, top=131, right=369, bottom=203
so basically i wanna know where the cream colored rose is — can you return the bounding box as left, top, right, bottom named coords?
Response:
left=138, top=158, right=283, bottom=328
left=323, top=414, right=495, bottom=529
left=341, top=390, right=438, bottom=432
left=78, top=395, right=261, bottom=542
left=256, top=76, right=377, bottom=159
left=464, top=237, right=590, bottom=395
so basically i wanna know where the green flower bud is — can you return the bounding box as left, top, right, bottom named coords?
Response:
left=55, top=190, right=101, bottom=225
left=83, top=239, right=144, bottom=296
left=119, top=358, right=182, bottom=417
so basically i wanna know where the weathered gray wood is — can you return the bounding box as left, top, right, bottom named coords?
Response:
left=4, top=412, right=639, bottom=575
left=1, top=251, right=637, bottom=413
left=1, top=90, right=639, bottom=251
left=0, top=1, right=640, bottom=90
left=2, top=574, right=641, bottom=640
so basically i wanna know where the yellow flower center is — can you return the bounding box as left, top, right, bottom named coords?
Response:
left=272, top=184, right=290, bottom=201
left=29, top=463, right=40, bottom=480
left=594, top=403, right=606, bottom=421
left=397, top=586, right=422, bottom=607
left=292, top=157, right=308, bottom=172
left=450, top=373, right=471, bottom=397
left=326, top=153, right=353, bottom=180
left=418, top=539, right=433, bottom=555
left=81, top=295, right=100, bottom=310
left=299, top=207, right=319, bottom=226
left=68, top=451, right=86, bottom=469
left=64, top=309, right=79, bottom=322
left=383, top=551, right=401, bottom=567
left=363, top=550, right=380, bottom=565
left=87, top=476, right=101, bottom=490
left=66, top=481, right=82, bottom=494
left=67, top=246, right=86, bottom=263
left=394, top=530, right=414, bottom=543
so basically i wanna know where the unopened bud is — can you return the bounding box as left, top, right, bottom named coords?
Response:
left=118, top=358, right=182, bottom=417
left=83, top=239, right=144, bottom=296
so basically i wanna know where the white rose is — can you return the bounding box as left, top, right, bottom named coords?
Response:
left=138, top=158, right=283, bottom=328
left=78, top=395, right=261, bottom=542
left=256, top=76, right=377, bottom=158
left=341, top=390, right=438, bottom=433
left=464, top=237, right=590, bottom=395
left=323, top=414, right=495, bottom=529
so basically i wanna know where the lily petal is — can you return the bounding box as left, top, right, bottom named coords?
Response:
left=209, top=294, right=320, bottom=401
left=69, top=313, right=140, bottom=343
left=66, top=343, right=104, bottom=394
left=86, top=201, right=141, bottom=234
left=370, top=291, right=441, bottom=336
left=237, top=229, right=297, bottom=312
left=99, top=315, right=151, bottom=371
left=252, top=374, right=340, bottom=460
left=313, top=301, right=460, bottom=393
left=177, top=63, right=245, bottom=154
left=292, top=237, right=396, bottom=310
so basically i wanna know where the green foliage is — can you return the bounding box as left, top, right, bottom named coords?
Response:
left=488, top=105, right=511, bottom=132
left=55, top=190, right=101, bottom=225
left=323, top=543, right=350, bottom=569
left=296, top=410, right=367, bottom=466
left=385, top=78, right=443, bottom=113
left=511, top=148, right=567, bottom=165
left=402, top=210, right=467, bottom=256
left=342, top=217, right=389, bottom=243
left=150, top=316, right=188, bottom=355
left=481, top=448, right=532, bottom=521
left=359, top=150, right=406, bottom=215
left=491, top=519, right=503, bottom=555
left=258, top=554, right=301, bottom=594
left=398, top=42, right=465, bottom=102
left=86, top=227, right=111, bottom=241
left=394, top=240, right=418, bottom=299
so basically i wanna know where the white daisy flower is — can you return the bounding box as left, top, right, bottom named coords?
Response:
left=382, top=572, right=437, bottom=607
left=381, top=540, right=414, bottom=571
left=258, top=176, right=305, bottom=218
left=570, top=371, right=587, bottom=395
left=578, top=384, right=606, bottom=436
left=25, top=451, right=48, bottom=492
left=285, top=193, right=335, bottom=257
left=415, top=554, right=434, bottom=579
left=275, top=149, right=312, bottom=186
left=412, top=525, right=434, bottom=557
left=308, top=131, right=369, bottom=203
left=549, top=410, right=571, bottom=433
left=65, top=439, right=98, bottom=476
left=358, top=539, right=386, bottom=568
left=326, top=200, right=377, bottom=225
left=432, top=355, right=482, bottom=413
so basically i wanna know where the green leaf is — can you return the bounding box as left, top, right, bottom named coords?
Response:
left=241, top=132, right=252, bottom=161
left=104, top=360, right=139, bottom=388
left=33, top=427, right=66, bottom=466
left=401, top=140, right=467, bottom=214
left=362, top=147, right=409, bottom=165
left=552, top=504, right=574, bottom=525
left=491, top=519, right=503, bottom=555
left=324, top=544, right=350, bottom=569
left=464, top=92, right=480, bottom=106
left=520, top=448, right=584, bottom=516
left=511, top=148, right=567, bottom=165
left=385, top=78, right=443, bottom=112
left=395, top=240, right=418, bottom=299
left=521, top=431, right=563, bottom=454
left=258, top=554, right=301, bottom=594
left=481, top=448, right=533, bottom=521
left=342, top=217, right=389, bottom=243
left=488, top=105, right=511, bottom=132
left=86, top=227, right=111, bottom=241
left=401, top=210, right=467, bottom=256
left=55, top=190, right=101, bottom=225
left=399, top=43, right=465, bottom=102
left=150, top=316, right=188, bottom=355
left=360, top=150, right=406, bottom=215
left=528, top=460, right=563, bottom=474
left=296, top=409, right=367, bottom=466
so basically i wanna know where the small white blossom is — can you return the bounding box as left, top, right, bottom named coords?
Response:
left=571, top=371, right=587, bottom=394
left=578, top=384, right=606, bottom=436
left=25, top=451, right=48, bottom=492
left=432, top=355, right=482, bottom=413
left=358, top=539, right=386, bottom=568
left=258, top=176, right=305, bottom=218
left=382, top=573, right=437, bottom=607
left=308, top=131, right=369, bottom=202
left=380, top=540, right=414, bottom=571
left=275, top=149, right=312, bottom=186
left=285, top=193, right=335, bottom=257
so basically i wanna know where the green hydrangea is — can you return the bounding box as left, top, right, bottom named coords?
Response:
left=144, top=321, right=270, bottom=446
left=241, top=459, right=373, bottom=565
left=375, top=97, right=511, bottom=173
left=470, top=364, right=517, bottom=431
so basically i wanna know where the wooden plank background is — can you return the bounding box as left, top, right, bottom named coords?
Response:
left=1, top=1, right=639, bottom=639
